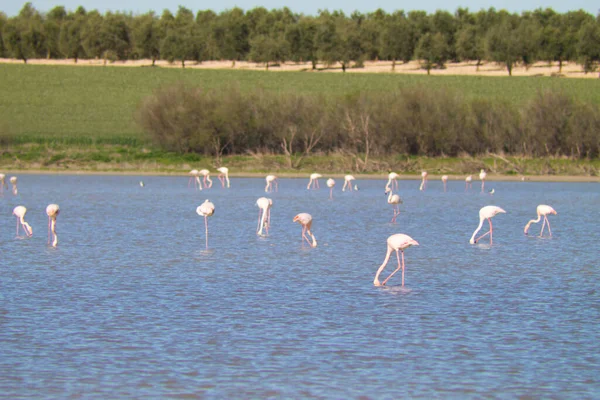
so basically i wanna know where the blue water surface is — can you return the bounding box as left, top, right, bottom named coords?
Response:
left=1, top=175, right=599, bottom=398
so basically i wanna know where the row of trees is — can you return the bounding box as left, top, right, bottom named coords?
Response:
left=137, top=84, right=600, bottom=169
left=1, top=3, right=600, bottom=75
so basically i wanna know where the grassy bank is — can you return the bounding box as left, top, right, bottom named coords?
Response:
left=1, top=144, right=599, bottom=180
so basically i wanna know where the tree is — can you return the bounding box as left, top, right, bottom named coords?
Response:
left=43, top=6, right=66, bottom=59
left=414, top=32, right=449, bottom=74
left=577, top=20, right=600, bottom=76
left=3, top=3, right=46, bottom=62
left=455, top=24, right=485, bottom=70
left=58, top=7, right=86, bottom=62
left=0, top=12, right=7, bottom=57
left=131, top=12, right=160, bottom=64
left=160, top=7, right=200, bottom=67
left=485, top=19, right=520, bottom=76
left=98, top=12, right=132, bottom=62
left=285, top=16, right=317, bottom=68
left=248, top=33, right=288, bottom=69
left=211, top=8, right=249, bottom=66
left=380, top=11, right=414, bottom=70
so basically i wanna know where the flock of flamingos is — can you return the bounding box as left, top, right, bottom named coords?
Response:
left=1, top=167, right=556, bottom=287
left=187, top=167, right=557, bottom=288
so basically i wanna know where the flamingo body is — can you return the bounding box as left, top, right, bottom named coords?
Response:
left=256, top=197, right=273, bottom=236
left=524, top=205, right=557, bottom=237
left=13, top=205, right=32, bottom=238
left=265, top=175, right=278, bottom=192
left=46, top=204, right=60, bottom=247
left=465, top=175, right=472, bottom=190
left=217, top=167, right=230, bottom=188
left=419, top=171, right=428, bottom=191
left=196, top=200, right=215, bottom=248
left=469, top=205, right=506, bottom=244
left=441, top=175, right=448, bottom=192
left=199, top=169, right=212, bottom=188
left=9, top=176, right=17, bottom=195
left=293, top=213, right=317, bottom=247
left=374, top=234, right=419, bottom=287
left=342, top=175, right=355, bottom=192
left=307, top=173, right=322, bottom=190
left=188, top=169, right=201, bottom=190
left=479, top=169, right=487, bottom=192
left=385, top=188, right=403, bottom=223
left=386, top=172, right=399, bottom=191
left=326, top=178, right=336, bottom=199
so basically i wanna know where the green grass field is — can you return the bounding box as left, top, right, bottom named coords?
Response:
left=2, top=63, right=600, bottom=144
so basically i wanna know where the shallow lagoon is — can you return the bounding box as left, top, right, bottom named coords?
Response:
left=1, top=175, right=599, bottom=398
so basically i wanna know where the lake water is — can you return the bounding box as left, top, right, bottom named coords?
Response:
left=1, top=175, right=599, bottom=398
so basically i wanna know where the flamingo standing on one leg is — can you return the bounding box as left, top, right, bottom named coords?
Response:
left=196, top=199, right=215, bottom=249
left=188, top=170, right=202, bottom=190
left=441, top=175, right=448, bottom=192
left=265, top=175, right=278, bottom=193
left=46, top=204, right=60, bottom=247
left=199, top=169, right=212, bottom=188
left=465, top=175, right=472, bottom=191
left=217, top=167, right=230, bottom=188
left=13, top=206, right=32, bottom=238
left=469, top=205, right=506, bottom=245
left=386, top=172, right=399, bottom=191
left=326, top=178, right=336, bottom=200
left=385, top=188, right=403, bottom=223
left=374, top=234, right=419, bottom=287
left=524, top=205, right=557, bottom=237
left=479, top=169, right=487, bottom=193
left=256, top=197, right=273, bottom=236
left=419, top=171, right=428, bottom=191
left=10, top=176, right=18, bottom=195
left=342, top=175, right=355, bottom=192
left=293, top=213, right=317, bottom=247
left=307, top=173, right=322, bottom=190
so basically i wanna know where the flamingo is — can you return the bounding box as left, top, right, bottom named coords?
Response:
left=293, top=213, right=317, bottom=247
left=479, top=169, right=487, bottom=192
left=465, top=175, right=472, bottom=191
left=0, top=173, right=6, bottom=195
left=188, top=170, right=202, bottom=190
left=307, top=173, right=322, bottom=190
left=265, top=175, right=278, bottom=192
left=342, top=175, right=355, bottom=192
left=256, top=197, right=273, bottom=236
left=13, top=206, right=32, bottom=238
left=385, top=188, right=403, bottom=223
left=386, top=172, right=400, bottom=191
left=373, top=234, right=419, bottom=287
left=199, top=169, right=212, bottom=188
left=441, top=175, right=448, bottom=192
left=46, top=204, right=60, bottom=247
left=10, top=176, right=18, bottom=195
left=469, top=205, right=506, bottom=245
left=326, top=178, right=336, bottom=200
left=196, top=199, right=215, bottom=249
left=524, top=205, right=557, bottom=237
left=217, top=167, right=230, bottom=188
left=419, top=171, right=428, bottom=191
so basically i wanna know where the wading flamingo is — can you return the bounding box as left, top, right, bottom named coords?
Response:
left=217, top=167, right=230, bottom=188
left=479, top=169, right=487, bottom=192
left=524, top=205, right=557, bottom=237
left=386, top=172, right=399, bottom=191
left=13, top=206, right=32, bottom=238
left=374, top=234, right=419, bottom=287
left=307, top=173, right=322, bottom=190
left=465, top=175, right=472, bottom=191
left=0, top=173, right=6, bottom=195
left=196, top=200, right=215, bottom=249
left=256, top=197, right=273, bottom=236
left=199, top=169, right=212, bottom=188
left=265, top=175, right=278, bottom=192
left=419, top=171, right=428, bottom=191
left=10, top=176, right=18, bottom=195
left=46, top=204, right=60, bottom=247
left=385, top=188, right=403, bottom=223
left=469, top=205, right=506, bottom=245
left=293, top=213, right=317, bottom=247
left=188, top=170, right=201, bottom=190
left=342, top=175, right=355, bottom=192
left=326, top=178, right=336, bottom=200
left=441, top=175, right=448, bottom=192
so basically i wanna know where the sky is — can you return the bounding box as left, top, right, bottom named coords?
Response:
left=2, top=0, right=598, bottom=17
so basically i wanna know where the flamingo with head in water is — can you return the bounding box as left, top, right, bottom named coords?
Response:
left=199, top=169, right=212, bottom=188
left=13, top=205, right=32, bottom=238
left=479, top=169, right=487, bottom=192
left=46, top=204, right=60, bottom=247
left=307, top=173, right=322, bottom=190
left=374, top=233, right=419, bottom=287
left=188, top=170, right=201, bottom=190
left=342, top=175, right=355, bottom=192
left=256, top=197, right=273, bottom=236
left=524, top=205, right=557, bottom=237
left=9, top=176, right=18, bottom=195
left=293, top=213, right=317, bottom=247
left=265, top=175, right=278, bottom=193
left=419, top=171, right=428, bottom=191
left=217, top=167, right=230, bottom=188
left=469, top=205, right=506, bottom=245
left=465, top=175, right=472, bottom=191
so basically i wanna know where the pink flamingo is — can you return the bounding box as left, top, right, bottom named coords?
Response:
left=385, top=188, right=403, bottom=223
left=10, top=176, right=18, bottom=195
left=196, top=199, right=215, bottom=249
left=13, top=206, right=32, bottom=238
left=217, top=167, right=230, bottom=188
left=373, top=233, right=419, bottom=287
left=199, top=169, right=212, bottom=188
left=326, top=178, right=336, bottom=200
left=465, top=175, right=472, bottom=191
left=46, top=204, right=60, bottom=247
left=256, top=197, right=273, bottom=236
left=188, top=170, right=201, bottom=190
left=0, top=173, right=6, bottom=195
left=419, top=171, right=428, bottom=191
left=386, top=172, right=399, bottom=191
left=265, top=175, right=278, bottom=193
left=469, top=205, right=506, bottom=245
left=342, top=175, right=355, bottom=192
left=293, top=213, right=317, bottom=247
left=441, top=175, right=448, bottom=192
left=524, top=205, right=557, bottom=237
left=479, top=169, right=487, bottom=192
left=307, top=173, right=322, bottom=190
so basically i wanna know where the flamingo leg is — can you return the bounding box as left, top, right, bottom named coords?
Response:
left=204, top=216, right=209, bottom=249
left=540, top=217, right=546, bottom=236
left=489, top=218, right=493, bottom=244
left=266, top=209, right=271, bottom=234
left=329, top=187, right=333, bottom=200
left=546, top=217, right=552, bottom=237
left=16, top=218, right=19, bottom=238
left=382, top=250, right=404, bottom=286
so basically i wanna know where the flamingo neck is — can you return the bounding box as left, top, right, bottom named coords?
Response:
left=374, top=247, right=393, bottom=285
left=470, top=218, right=485, bottom=244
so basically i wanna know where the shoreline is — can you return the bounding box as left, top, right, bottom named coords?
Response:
left=4, top=169, right=599, bottom=182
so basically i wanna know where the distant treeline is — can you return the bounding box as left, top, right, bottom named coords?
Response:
left=1, top=3, right=600, bottom=75
left=137, top=84, right=600, bottom=166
